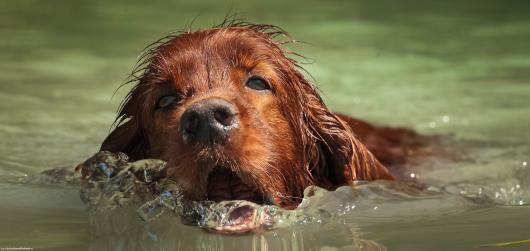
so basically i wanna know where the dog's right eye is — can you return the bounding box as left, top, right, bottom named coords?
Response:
left=157, top=95, right=177, bottom=109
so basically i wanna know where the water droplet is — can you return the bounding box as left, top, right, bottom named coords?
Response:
left=96, top=162, right=113, bottom=177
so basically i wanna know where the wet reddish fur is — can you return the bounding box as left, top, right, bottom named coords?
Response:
left=101, top=23, right=424, bottom=208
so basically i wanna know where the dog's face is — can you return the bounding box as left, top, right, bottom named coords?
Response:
left=143, top=28, right=300, bottom=207
left=102, top=24, right=388, bottom=208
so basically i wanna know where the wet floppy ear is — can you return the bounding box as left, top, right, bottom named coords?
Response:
left=306, top=100, right=394, bottom=186
left=303, top=95, right=356, bottom=187
left=100, top=83, right=150, bottom=161
left=100, top=118, right=147, bottom=160
left=295, top=77, right=393, bottom=188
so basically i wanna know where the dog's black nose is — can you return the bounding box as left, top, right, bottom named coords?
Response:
left=180, top=99, right=238, bottom=144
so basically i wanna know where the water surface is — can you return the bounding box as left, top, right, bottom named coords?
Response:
left=1, top=0, right=530, bottom=250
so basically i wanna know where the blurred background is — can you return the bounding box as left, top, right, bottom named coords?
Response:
left=1, top=0, right=529, bottom=250
left=1, top=0, right=529, bottom=172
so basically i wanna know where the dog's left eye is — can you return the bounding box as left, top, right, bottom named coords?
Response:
left=157, top=95, right=177, bottom=109
left=246, top=77, right=270, bottom=91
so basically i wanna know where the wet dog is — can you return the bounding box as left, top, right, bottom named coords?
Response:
left=101, top=23, right=425, bottom=209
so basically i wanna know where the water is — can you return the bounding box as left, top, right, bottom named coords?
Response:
left=1, top=0, right=530, bottom=250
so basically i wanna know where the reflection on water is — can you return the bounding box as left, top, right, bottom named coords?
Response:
left=87, top=210, right=386, bottom=251
left=5, top=166, right=530, bottom=250
left=80, top=180, right=478, bottom=251
left=1, top=0, right=530, bottom=250
left=65, top=179, right=530, bottom=250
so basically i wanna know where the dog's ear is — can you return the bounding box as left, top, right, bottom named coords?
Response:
left=100, top=84, right=149, bottom=161
left=100, top=118, right=147, bottom=160
left=283, top=70, right=393, bottom=189
left=305, top=95, right=394, bottom=187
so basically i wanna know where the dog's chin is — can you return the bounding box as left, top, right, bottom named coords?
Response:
left=184, top=144, right=275, bottom=206
left=204, top=166, right=270, bottom=205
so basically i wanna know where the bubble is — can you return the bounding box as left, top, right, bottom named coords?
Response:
left=429, top=122, right=437, bottom=128
left=442, top=115, right=450, bottom=123
left=137, top=200, right=167, bottom=222
left=409, top=173, right=416, bottom=178
left=96, top=162, right=113, bottom=177
left=523, top=161, right=527, bottom=167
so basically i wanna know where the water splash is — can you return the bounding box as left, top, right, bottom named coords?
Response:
left=74, top=151, right=333, bottom=233
left=22, top=151, right=530, bottom=236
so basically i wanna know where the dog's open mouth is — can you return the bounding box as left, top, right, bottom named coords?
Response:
left=206, top=167, right=266, bottom=204
left=203, top=167, right=276, bottom=234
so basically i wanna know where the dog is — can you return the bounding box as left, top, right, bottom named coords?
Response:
left=101, top=23, right=425, bottom=209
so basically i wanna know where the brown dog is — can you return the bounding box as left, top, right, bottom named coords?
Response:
left=101, top=23, right=424, bottom=209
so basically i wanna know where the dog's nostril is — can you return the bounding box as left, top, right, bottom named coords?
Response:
left=183, top=114, right=200, bottom=134
left=180, top=98, right=238, bottom=144
left=213, top=109, right=234, bottom=127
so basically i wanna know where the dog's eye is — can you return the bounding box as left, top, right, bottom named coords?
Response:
left=246, top=77, right=270, bottom=91
left=157, top=95, right=177, bottom=109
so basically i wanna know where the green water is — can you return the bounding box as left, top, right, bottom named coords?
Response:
left=1, top=0, right=530, bottom=250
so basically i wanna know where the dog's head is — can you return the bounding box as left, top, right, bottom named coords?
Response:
left=101, top=23, right=390, bottom=208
